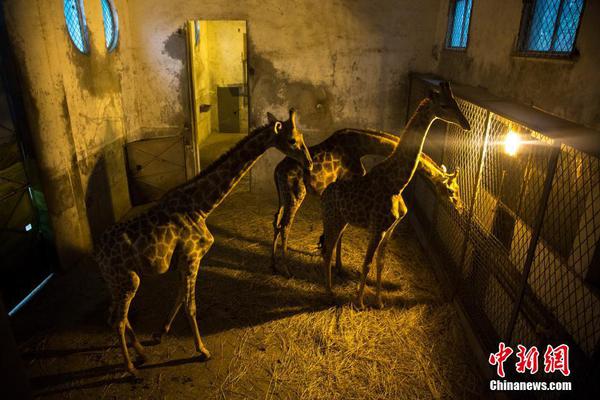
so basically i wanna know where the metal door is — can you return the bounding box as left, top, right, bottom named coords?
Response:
left=125, top=135, right=187, bottom=205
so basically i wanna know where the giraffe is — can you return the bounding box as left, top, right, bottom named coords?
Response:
left=319, top=81, right=470, bottom=310
left=95, top=109, right=313, bottom=376
left=271, top=128, right=462, bottom=275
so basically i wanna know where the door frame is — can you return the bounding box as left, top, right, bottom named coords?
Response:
left=184, top=20, right=250, bottom=176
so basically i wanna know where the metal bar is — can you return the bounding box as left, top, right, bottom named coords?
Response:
left=455, top=110, right=492, bottom=286
left=431, top=122, right=450, bottom=235
left=184, top=21, right=200, bottom=176
left=549, top=0, right=566, bottom=51
left=505, top=144, right=561, bottom=342
left=405, top=73, right=414, bottom=124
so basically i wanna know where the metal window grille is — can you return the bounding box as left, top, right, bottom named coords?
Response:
left=517, top=0, right=584, bottom=57
left=101, top=0, right=119, bottom=52
left=63, top=0, right=89, bottom=54
left=408, top=75, right=600, bottom=394
left=445, top=0, right=473, bottom=49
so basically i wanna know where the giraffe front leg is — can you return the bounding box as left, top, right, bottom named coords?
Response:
left=322, top=222, right=346, bottom=296
left=278, top=184, right=305, bottom=277
left=183, top=270, right=211, bottom=360
left=355, top=231, right=385, bottom=311
left=152, top=285, right=184, bottom=344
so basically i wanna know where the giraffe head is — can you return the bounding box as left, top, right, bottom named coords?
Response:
left=442, top=166, right=463, bottom=212
left=429, top=81, right=471, bottom=131
left=267, top=108, right=313, bottom=170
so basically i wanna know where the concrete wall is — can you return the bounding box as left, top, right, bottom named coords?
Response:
left=432, top=0, right=600, bottom=131
left=4, top=0, right=134, bottom=266
left=124, top=0, right=442, bottom=193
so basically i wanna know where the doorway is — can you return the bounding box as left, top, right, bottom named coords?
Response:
left=186, top=20, right=250, bottom=189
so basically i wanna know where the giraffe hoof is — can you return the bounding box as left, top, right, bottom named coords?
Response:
left=351, top=299, right=366, bottom=311
left=127, top=364, right=141, bottom=379
left=135, top=352, right=149, bottom=365
left=199, top=348, right=212, bottom=361
left=151, top=332, right=163, bottom=344
left=281, top=267, right=291, bottom=278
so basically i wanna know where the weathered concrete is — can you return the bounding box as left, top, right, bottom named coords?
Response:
left=124, top=0, right=442, bottom=193
left=432, top=0, right=600, bottom=132
left=4, top=0, right=444, bottom=266
left=4, top=0, right=133, bottom=266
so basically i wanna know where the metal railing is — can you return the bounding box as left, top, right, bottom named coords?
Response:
left=407, top=74, right=600, bottom=392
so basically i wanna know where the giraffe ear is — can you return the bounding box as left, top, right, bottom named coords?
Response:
left=273, top=121, right=282, bottom=134
left=267, top=112, right=277, bottom=124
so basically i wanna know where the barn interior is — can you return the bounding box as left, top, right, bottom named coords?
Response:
left=1, top=0, right=599, bottom=399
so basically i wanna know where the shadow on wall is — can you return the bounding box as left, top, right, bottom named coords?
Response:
left=161, top=30, right=189, bottom=127
left=247, top=39, right=335, bottom=136
left=85, top=155, right=115, bottom=245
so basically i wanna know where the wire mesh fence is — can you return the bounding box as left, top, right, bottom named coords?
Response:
left=408, top=75, right=600, bottom=393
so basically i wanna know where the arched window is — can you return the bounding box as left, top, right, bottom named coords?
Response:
left=63, top=0, right=90, bottom=54
left=101, top=0, right=119, bottom=52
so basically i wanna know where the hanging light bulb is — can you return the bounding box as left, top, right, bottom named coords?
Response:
left=504, top=130, right=521, bottom=157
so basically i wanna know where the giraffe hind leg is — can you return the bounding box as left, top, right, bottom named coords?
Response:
left=126, top=320, right=148, bottom=364
left=374, top=233, right=391, bottom=310
left=177, top=229, right=213, bottom=360
left=181, top=265, right=211, bottom=360
left=271, top=207, right=283, bottom=273
left=113, top=271, right=141, bottom=376
left=335, top=233, right=344, bottom=274
left=355, top=230, right=385, bottom=310
left=152, top=281, right=184, bottom=344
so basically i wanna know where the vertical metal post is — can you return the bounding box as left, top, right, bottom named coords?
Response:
left=455, top=110, right=492, bottom=284
left=431, top=123, right=450, bottom=234
left=504, top=144, right=561, bottom=342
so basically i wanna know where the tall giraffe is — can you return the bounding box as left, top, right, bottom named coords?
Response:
left=320, top=82, right=470, bottom=309
left=271, top=128, right=462, bottom=275
left=95, top=109, right=312, bottom=376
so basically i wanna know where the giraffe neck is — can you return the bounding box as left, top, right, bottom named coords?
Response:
left=375, top=98, right=436, bottom=193
left=178, top=125, right=274, bottom=216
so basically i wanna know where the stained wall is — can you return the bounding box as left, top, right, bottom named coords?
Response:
left=432, top=0, right=600, bottom=131
left=124, top=0, right=443, bottom=193
left=3, top=0, right=135, bottom=266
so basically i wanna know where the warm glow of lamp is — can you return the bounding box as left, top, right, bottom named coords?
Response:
left=504, top=131, right=521, bottom=156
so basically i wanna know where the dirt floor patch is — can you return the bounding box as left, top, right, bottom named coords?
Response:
left=12, top=192, right=484, bottom=399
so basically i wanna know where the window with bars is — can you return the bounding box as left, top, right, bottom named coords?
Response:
left=101, top=0, right=119, bottom=52
left=63, top=0, right=89, bottom=54
left=517, top=0, right=585, bottom=57
left=445, top=0, right=473, bottom=49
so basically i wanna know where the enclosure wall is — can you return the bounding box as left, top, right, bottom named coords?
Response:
left=408, top=75, right=600, bottom=392
left=432, top=0, right=600, bottom=131
left=123, top=0, right=442, bottom=194
left=3, top=0, right=135, bottom=266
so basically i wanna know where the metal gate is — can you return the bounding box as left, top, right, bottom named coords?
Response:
left=125, top=135, right=187, bottom=205
left=407, top=74, right=600, bottom=394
